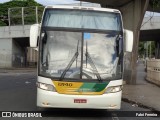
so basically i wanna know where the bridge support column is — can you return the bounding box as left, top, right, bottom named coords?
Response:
left=119, top=0, right=149, bottom=84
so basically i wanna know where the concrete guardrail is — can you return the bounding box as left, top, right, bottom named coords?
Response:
left=146, top=59, right=160, bottom=86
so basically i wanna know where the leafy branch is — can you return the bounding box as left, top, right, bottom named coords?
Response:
left=0, top=0, right=44, bottom=26
left=150, top=0, right=160, bottom=8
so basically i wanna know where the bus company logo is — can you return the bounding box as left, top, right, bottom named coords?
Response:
left=78, top=88, right=93, bottom=92
left=58, top=83, right=73, bottom=87
left=2, top=112, right=11, bottom=117
left=1, top=112, right=42, bottom=118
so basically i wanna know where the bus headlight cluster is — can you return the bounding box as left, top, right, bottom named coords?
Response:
left=37, top=82, right=56, bottom=92
left=105, top=85, right=122, bottom=94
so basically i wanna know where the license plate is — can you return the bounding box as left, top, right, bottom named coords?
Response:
left=74, top=99, right=87, bottom=103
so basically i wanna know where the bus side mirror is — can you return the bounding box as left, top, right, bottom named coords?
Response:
left=124, top=29, right=133, bottom=52
left=30, top=24, right=39, bottom=47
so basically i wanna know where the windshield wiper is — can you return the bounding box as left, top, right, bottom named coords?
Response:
left=59, top=40, right=79, bottom=81
left=115, top=33, right=122, bottom=57
left=85, top=41, right=102, bottom=82
left=116, top=32, right=122, bottom=40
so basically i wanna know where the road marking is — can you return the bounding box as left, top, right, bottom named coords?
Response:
left=25, top=81, right=31, bottom=84
left=112, top=113, right=119, bottom=120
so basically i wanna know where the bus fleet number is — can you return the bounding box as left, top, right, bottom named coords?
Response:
left=58, top=83, right=73, bottom=87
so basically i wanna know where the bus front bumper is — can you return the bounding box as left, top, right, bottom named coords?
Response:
left=37, top=88, right=122, bottom=109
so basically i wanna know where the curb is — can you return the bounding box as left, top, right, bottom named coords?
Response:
left=122, top=97, right=160, bottom=113
left=145, top=77, right=160, bottom=88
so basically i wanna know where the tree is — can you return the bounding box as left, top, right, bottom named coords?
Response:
left=150, top=0, right=160, bottom=8
left=138, top=41, right=155, bottom=58
left=0, top=0, right=44, bottom=26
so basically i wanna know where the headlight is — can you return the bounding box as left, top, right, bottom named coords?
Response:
left=37, top=82, right=56, bottom=92
left=104, top=85, right=122, bottom=94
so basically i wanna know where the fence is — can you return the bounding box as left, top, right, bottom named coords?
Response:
left=8, top=6, right=44, bottom=26
left=146, top=59, right=160, bottom=86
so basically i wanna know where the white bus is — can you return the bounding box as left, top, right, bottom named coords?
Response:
left=30, top=5, right=133, bottom=109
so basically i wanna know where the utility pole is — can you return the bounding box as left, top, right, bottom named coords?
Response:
left=36, top=6, right=38, bottom=24
left=8, top=8, right=11, bottom=33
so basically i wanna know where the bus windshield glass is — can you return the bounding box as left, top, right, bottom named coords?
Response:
left=43, top=9, right=121, bottom=31
left=40, top=9, right=123, bottom=81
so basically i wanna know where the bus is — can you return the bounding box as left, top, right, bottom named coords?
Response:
left=30, top=5, right=133, bottom=109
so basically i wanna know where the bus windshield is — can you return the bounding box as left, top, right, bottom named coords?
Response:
left=43, top=9, right=121, bottom=31
left=40, top=9, right=123, bottom=81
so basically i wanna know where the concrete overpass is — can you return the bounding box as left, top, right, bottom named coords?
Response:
left=0, top=25, right=31, bottom=68
left=140, top=16, right=160, bottom=59
left=141, top=16, right=160, bottom=41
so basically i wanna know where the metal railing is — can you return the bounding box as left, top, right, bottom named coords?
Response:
left=8, top=6, right=44, bottom=26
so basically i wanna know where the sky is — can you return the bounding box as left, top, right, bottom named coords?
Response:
left=0, top=0, right=80, bottom=5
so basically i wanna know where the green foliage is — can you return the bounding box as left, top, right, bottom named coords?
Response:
left=138, top=42, right=145, bottom=56
left=0, top=0, right=44, bottom=26
left=150, top=0, right=160, bottom=8
left=0, top=20, right=7, bottom=26
left=138, top=41, right=155, bottom=58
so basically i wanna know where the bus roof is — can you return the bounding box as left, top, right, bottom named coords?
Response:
left=45, top=5, right=121, bottom=13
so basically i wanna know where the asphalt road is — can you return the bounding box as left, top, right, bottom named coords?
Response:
left=0, top=72, right=159, bottom=120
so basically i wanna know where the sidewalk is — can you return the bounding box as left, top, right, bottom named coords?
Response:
left=122, top=62, right=160, bottom=111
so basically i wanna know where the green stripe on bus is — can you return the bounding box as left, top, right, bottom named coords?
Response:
left=77, top=82, right=110, bottom=92
left=79, top=83, right=96, bottom=89
left=93, top=82, right=109, bottom=92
